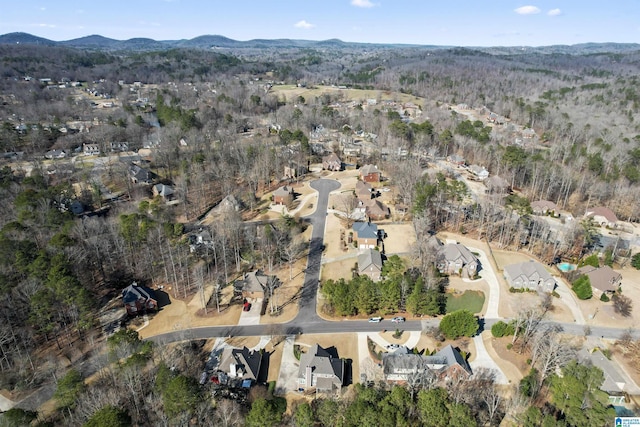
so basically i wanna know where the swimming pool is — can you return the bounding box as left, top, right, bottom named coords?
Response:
left=557, top=262, right=575, bottom=272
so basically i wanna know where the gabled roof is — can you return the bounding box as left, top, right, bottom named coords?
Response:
left=353, top=222, right=378, bottom=239
left=531, top=200, right=557, bottom=212
left=218, top=346, right=262, bottom=381
left=364, top=200, right=390, bottom=218
left=585, top=207, right=618, bottom=223
left=273, top=186, right=293, bottom=197
left=153, top=183, right=174, bottom=197
left=577, top=265, right=621, bottom=292
left=298, top=344, right=343, bottom=386
left=322, top=152, right=341, bottom=163
left=504, top=260, right=553, bottom=282
left=122, top=283, right=156, bottom=304
left=439, top=243, right=478, bottom=265
left=360, top=164, right=381, bottom=176
left=238, top=270, right=279, bottom=293
left=383, top=344, right=471, bottom=376
left=358, top=249, right=383, bottom=273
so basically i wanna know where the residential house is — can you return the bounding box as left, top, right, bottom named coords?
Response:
left=355, top=180, right=374, bottom=201
left=216, top=194, right=242, bottom=213
left=353, top=222, right=379, bottom=249
left=383, top=345, right=471, bottom=384
left=522, top=128, right=536, bottom=139
left=273, top=185, right=294, bottom=205
left=358, top=249, right=383, bottom=281
left=360, top=164, right=382, bottom=183
left=130, top=164, right=157, bottom=184
left=578, top=348, right=626, bottom=405
left=363, top=199, right=390, bottom=221
left=531, top=200, right=558, bottom=215
left=576, top=265, right=621, bottom=297
left=45, top=149, right=66, bottom=159
left=468, top=165, right=489, bottom=180
left=189, top=228, right=214, bottom=252
left=342, top=142, right=362, bottom=157
left=298, top=344, right=344, bottom=393
left=218, top=346, right=263, bottom=384
left=437, top=243, right=479, bottom=278
left=504, top=260, right=556, bottom=292
left=447, top=154, right=465, bottom=166
left=284, top=161, right=307, bottom=179
left=83, top=143, right=100, bottom=156
left=322, top=153, right=342, bottom=171
left=122, top=282, right=158, bottom=316
left=234, top=270, right=280, bottom=300
left=584, top=207, right=618, bottom=228
left=110, top=141, right=129, bottom=152
left=484, top=175, right=510, bottom=194
left=152, top=183, right=175, bottom=200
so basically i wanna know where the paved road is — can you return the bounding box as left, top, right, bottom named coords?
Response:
left=295, top=179, right=340, bottom=324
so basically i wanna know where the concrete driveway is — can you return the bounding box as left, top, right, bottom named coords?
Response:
left=238, top=298, right=263, bottom=325
left=471, top=332, right=508, bottom=384
left=275, top=336, right=300, bottom=394
left=468, top=246, right=501, bottom=319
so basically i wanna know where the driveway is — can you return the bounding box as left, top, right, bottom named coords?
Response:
left=553, top=277, right=586, bottom=324
left=471, top=333, right=508, bottom=385
left=468, top=246, right=501, bottom=319
left=275, top=336, right=300, bottom=394
left=238, top=298, right=263, bottom=325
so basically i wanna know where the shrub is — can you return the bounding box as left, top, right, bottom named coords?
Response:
left=578, top=254, right=600, bottom=268
left=393, top=329, right=403, bottom=339
left=572, top=275, right=593, bottom=300
left=293, top=345, right=302, bottom=361
left=439, top=309, right=479, bottom=339
left=491, top=320, right=515, bottom=337
left=632, top=253, right=640, bottom=270
left=600, top=293, right=610, bottom=302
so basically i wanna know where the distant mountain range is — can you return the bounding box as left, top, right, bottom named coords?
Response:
left=1, top=32, right=639, bottom=54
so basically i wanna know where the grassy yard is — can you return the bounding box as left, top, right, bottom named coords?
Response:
left=446, top=290, right=485, bottom=314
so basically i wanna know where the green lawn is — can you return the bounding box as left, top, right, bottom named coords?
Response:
left=446, top=290, right=485, bottom=314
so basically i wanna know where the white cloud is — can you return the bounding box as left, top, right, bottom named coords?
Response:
left=294, top=20, right=315, bottom=29
left=351, top=0, right=375, bottom=8
left=514, top=5, right=541, bottom=15
left=547, top=8, right=562, bottom=16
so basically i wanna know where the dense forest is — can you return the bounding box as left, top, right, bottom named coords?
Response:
left=1, top=37, right=640, bottom=425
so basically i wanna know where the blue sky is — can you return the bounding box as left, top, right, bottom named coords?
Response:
left=2, top=1, right=639, bottom=47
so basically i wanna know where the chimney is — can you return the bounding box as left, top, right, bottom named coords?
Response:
left=305, top=366, right=313, bottom=387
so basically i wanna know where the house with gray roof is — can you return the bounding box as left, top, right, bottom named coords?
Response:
left=531, top=200, right=558, bottom=216
left=234, top=270, right=280, bottom=300
left=468, top=164, right=489, bottom=180
left=353, top=222, right=379, bottom=249
left=584, top=206, right=618, bottom=228
left=578, top=348, right=626, bottom=404
left=383, top=345, right=471, bottom=384
left=358, top=249, right=383, bottom=281
left=576, top=265, right=621, bottom=297
left=298, top=344, right=344, bottom=393
left=218, top=346, right=263, bottom=383
left=437, top=243, right=479, bottom=278
left=504, top=260, right=556, bottom=292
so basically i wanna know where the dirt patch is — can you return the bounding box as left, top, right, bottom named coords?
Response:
left=224, top=336, right=260, bottom=348
left=320, top=259, right=357, bottom=283
left=265, top=340, right=285, bottom=383
left=490, top=337, right=531, bottom=377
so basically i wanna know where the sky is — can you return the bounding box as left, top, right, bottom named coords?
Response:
left=1, top=0, right=639, bottom=47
